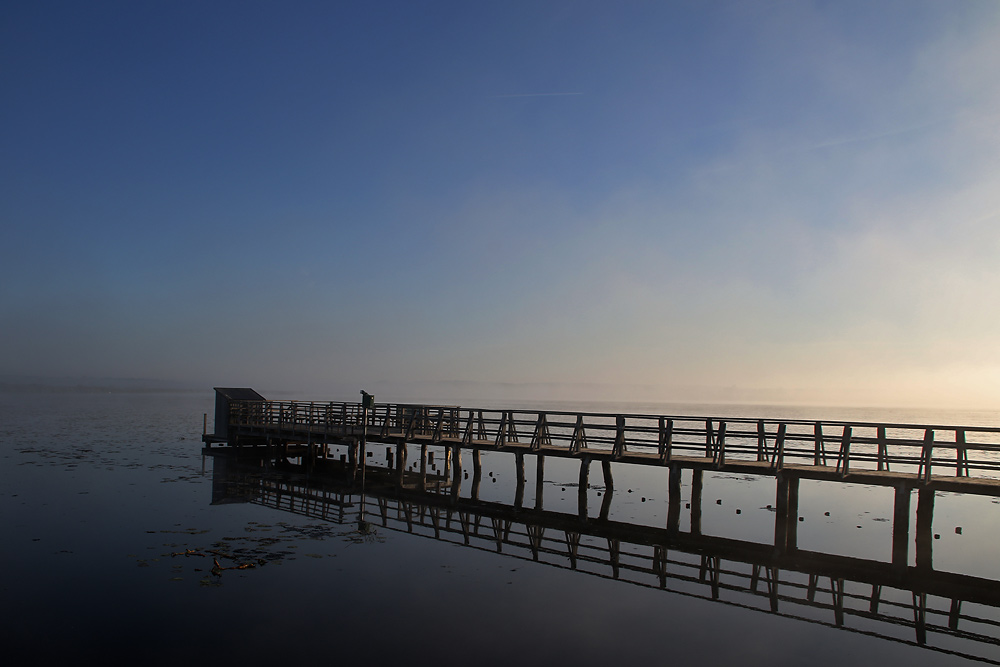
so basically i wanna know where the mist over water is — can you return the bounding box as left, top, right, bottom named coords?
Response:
left=2, top=390, right=999, bottom=665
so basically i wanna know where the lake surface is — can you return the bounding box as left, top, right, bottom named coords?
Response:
left=3, top=391, right=1000, bottom=666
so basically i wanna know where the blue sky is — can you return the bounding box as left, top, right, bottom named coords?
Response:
left=3, top=1, right=999, bottom=407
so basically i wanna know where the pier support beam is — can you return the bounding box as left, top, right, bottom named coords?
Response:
left=667, top=463, right=682, bottom=534
left=774, top=473, right=799, bottom=557
left=472, top=449, right=482, bottom=501
left=916, top=488, right=935, bottom=571
left=600, top=461, right=614, bottom=521
left=395, top=442, right=407, bottom=487
left=348, top=439, right=359, bottom=467
left=451, top=446, right=463, bottom=502
left=419, top=444, right=428, bottom=491
left=535, top=455, right=545, bottom=510
left=891, top=485, right=911, bottom=571
left=691, top=468, right=704, bottom=535
left=579, top=457, right=592, bottom=519
left=515, top=453, right=526, bottom=509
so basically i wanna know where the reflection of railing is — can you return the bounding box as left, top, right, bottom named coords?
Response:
left=209, top=454, right=1000, bottom=665
left=220, top=399, right=1000, bottom=482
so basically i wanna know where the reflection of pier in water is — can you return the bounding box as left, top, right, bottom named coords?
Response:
left=207, top=450, right=1000, bottom=664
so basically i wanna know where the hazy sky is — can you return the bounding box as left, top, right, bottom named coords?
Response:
left=3, top=1, right=999, bottom=407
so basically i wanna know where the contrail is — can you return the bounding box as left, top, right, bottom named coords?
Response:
left=491, top=92, right=583, bottom=98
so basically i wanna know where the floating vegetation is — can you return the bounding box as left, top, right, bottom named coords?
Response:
left=149, top=519, right=384, bottom=584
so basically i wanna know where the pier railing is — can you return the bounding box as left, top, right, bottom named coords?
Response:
left=224, top=399, right=1000, bottom=481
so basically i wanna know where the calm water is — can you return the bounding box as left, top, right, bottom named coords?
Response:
left=2, top=391, right=1000, bottom=666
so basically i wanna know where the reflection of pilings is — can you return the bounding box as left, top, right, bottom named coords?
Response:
left=914, top=592, right=928, bottom=645
left=419, top=444, right=428, bottom=491
left=451, top=446, right=463, bottom=502
left=349, top=438, right=359, bottom=467
left=212, top=450, right=1000, bottom=667
left=691, top=469, right=703, bottom=535
left=788, top=476, right=799, bottom=550
left=472, top=450, right=482, bottom=501
left=515, top=453, right=526, bottom=509
left=579, top=457, right=591, bottom=519
left=535, top=455, right=545, bottom=510
left=600, top=461, right=614, bottom=521
left=774, top=473, right=799, bottom=557
left=892, top=486, right=911, bottom=571
left=395, top=442, right=407, bottom=486
left=350, top=438, right=359, bottom=478
left=916, top=488, right=935, bottom=571
left=667, top=463, right=681, bottom=534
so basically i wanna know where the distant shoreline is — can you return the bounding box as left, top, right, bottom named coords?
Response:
left=0, top=382, right=204, bottom=395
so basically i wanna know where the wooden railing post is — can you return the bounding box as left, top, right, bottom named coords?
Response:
left=836, top=426, right=852, bottom=477
left=814, top=422, right=827, bottom=466
left=918, top=429, right=934, bottom=483
left=877, top=426, right=889, bottom=471
left=612, top=415, right=626, bottom=459
left=659, top=418, right=673, bottom=464
left=757, top=420, right=768, bottom=462
left=770, top=424, right=786, bottom=470
left=531, top=413, right=550, bottom=451
left=956, top=429, right=968, bottom=477
left=713, top=421, right=727, bottom=468
left=571, top=415, right=587, bottom=453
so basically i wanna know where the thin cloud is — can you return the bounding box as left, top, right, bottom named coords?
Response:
left=491, top=92, right=583, bottom=99
left=790, top=118, right=945, bottom=153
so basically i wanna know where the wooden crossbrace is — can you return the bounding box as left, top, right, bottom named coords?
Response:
left=495, top=412, right=519, bottom=448
left=432, top=410, right=444, bottom=442
left=699, top=555, right=720, bottom=599
left=835, top=425, right=852, bottom=477
left=570, top=415, right=588, bottom=453
left=459, top=511, right=471, bottom=545
left=495, top=412, right=508, bottom=448
left=653, top=545, right=668, bottom=588
left=491, top=517, right=504, bottom=552
left=659, top=418, right=673, bottom=463
left=429, top=507, right=441, bottom=539
left=917, top=429, right=934, bottom=483
left=877, top=426, right=890, bottom=471
left=814, top=422, right=827, bottom=466
left=612, top=416, right=627, bottom=459
left=608, top=538, right=621, bottom=578
left=565, top=531, right=581, bottom=569
left=950, top=598, right=962, bottom=631
left=527, top=525, right=545, bottom=561
left=531, top=413, right=551, bottom=451
left=769, top=424, right=786, bottom=470
left=402, top=502, right=413, bottom=532
left=462, top=410, right=475, bottom=445
left=405, top=412, right=417, bottom=441
left=766, top=567, right=780, bottom=612
left=831, top=577, right=845, bottom=626
left=913, top=592, right=927, bottom=645
left=712, top=421, right=727, bottom=468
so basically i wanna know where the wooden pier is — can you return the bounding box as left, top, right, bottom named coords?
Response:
left=204, top=388, right=1000, bottom=495
left=202, top=388, right=1000, bottom=586
left=206, top=451, right=1000, bottom=664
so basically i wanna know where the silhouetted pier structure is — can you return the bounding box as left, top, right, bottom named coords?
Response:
left=202, top=389, right=1000, bottom=578
left=206, top=452, right=1000, bottom=664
